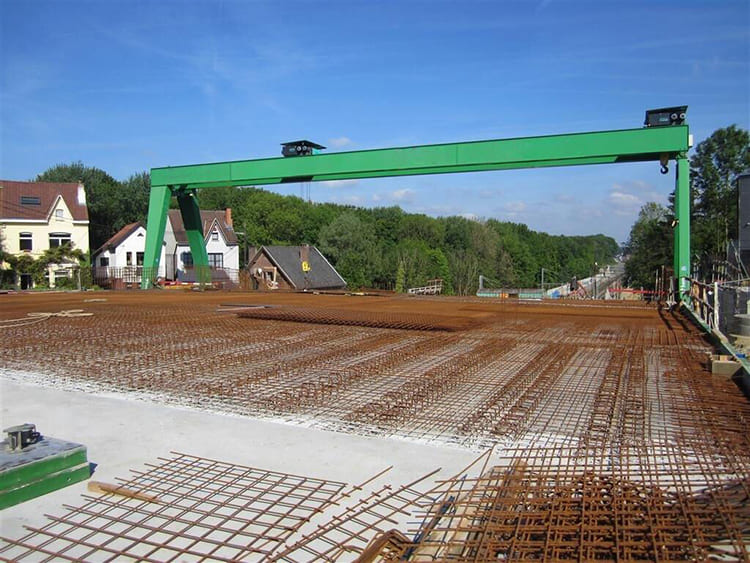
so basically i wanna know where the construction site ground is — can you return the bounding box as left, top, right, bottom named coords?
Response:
left=1, top=290, right=749, bottom=561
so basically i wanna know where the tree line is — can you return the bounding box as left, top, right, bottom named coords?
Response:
left=624, top=126, right=750, bottom=289
left=199, top=186, right=618, bottom=292
left=13, top=161, right=619, bottom=293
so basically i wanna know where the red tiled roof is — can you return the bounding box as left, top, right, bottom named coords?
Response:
left=94, top=222, right=142, bottom=255
left=168, top=209, right=238, bottom=245
left=0, top=180, right=89, bottom=221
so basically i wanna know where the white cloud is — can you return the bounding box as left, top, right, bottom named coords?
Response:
left=503, top=201, right=527, bottom=213
left=391, top=188, right=415, bottom=202
left=329, top=136, right=353, bottom=148
left=555, top=193, right=575, bottom=203
left=459, top=213, right=480, bottom=221
left=611, top=180, right=666, bottom=204
left=608, top=190, right=642, bottom=216
left=320, top=179, right=360, bottom=188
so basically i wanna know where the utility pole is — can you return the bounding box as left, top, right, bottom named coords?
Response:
left=541, top=268, right=545, bottom=296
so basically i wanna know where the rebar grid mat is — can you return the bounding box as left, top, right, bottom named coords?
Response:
left=0, top=452, right=446, bottom=563
left=0, top=453, right=349, bottom=562
left=403, top=445, right=750, bottom=561
left=2, top=298, right=749, bottom=454
left=235, top=306, right=471, bottom=332
left=2, top=446, right=747, bottom=562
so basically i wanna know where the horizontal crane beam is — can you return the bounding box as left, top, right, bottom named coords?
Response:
left=151, top=125, right=690, bottom=189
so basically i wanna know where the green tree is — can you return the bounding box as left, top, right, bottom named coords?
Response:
left=690, top=125, right=750, bottom=274
left=318, top=212, right=378, bottom=288
left=394, top=261, right=406, bottom=293
left=448, top=249, right=479, bottom=295
left=427, top=248, right=453, bottom=294
left=170, top=184, right=619, bottom=292
left=0, top=231, right=14, bottom=288
left=121, top=171, right=151, bottom=222
left=624, top=202, right=673, bottom=289
left=0, top=229, right=7, bottom=263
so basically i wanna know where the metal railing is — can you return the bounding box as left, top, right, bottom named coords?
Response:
left=687, top=277, right=719, bottom=331
left=92, top=266, right=242, bottom=290
left=688, top=277, right=750, bottom=338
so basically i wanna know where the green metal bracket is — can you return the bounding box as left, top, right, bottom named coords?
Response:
left=143, top=124, right=691, bottom=292
left=176, top=189, right=211, bottom=286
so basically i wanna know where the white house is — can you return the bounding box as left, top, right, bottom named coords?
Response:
left=91, top=209, right=239, bottom=287
left=164, top=208, right=239, bottom=282
left=0, top=180, right=90, bottom=289
left=92, top=222, right=166, bottom=288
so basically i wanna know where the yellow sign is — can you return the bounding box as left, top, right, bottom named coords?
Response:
left=301, top=261, right=310, bottom=272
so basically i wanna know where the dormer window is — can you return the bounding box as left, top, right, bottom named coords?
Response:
left=20, top=196, right=41, bottom=206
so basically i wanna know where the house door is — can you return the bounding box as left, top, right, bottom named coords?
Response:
left=20, top=274, right=32, bottom=290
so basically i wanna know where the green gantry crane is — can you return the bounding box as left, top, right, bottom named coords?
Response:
left=142, top=108, right=691, bottom=298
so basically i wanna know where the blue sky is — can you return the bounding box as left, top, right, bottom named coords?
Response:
left=1, top=0, right=748, bottom=243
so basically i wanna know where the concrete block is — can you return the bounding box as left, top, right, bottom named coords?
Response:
left=710, top=354, right=742, bottom=378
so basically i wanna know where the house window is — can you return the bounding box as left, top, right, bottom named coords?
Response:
left=55, top=209, right=64, bottom=220
left=49, top=232, right=72, bottom=248
left=211, top=229, right=219, bottom=241
left=126, top=252, right=133, bottom=266
left=136, top=252, right=144, bottom=266
left=181, top=252, right=193, bottom=267
left=99, top=256, right=109, bottom=267
left=19, top=232, right=32, bottom=251
left=20, top=196, right=41, bottom=206
left=208, top=253, right=223, bottom=269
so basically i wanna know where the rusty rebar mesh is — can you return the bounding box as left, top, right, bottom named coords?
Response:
left=3, top=293, right=745, bottom=453
left=0, top=452, right=443, bottom=562
left=0, top=452, right=349, bottom=562
left=2, top=292, right=750, bottom=560
left=403, top=446, right=750, bottom=561
left=235, top=306, right=471, bottom=331
left=3, top=446, right=746, bottom=561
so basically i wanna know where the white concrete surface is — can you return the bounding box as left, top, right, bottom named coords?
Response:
left=0, top=377, right=480, bottom=542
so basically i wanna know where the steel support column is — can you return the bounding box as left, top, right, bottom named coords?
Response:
left=176, top=189, right=211, bottom=286
left=674, top=155, right=690, bottom=300
left=141, top=185, right=171, bottom=289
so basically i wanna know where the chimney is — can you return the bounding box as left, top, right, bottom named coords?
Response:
left=225, top=207, right=233, bottom=228
left=77, top=182, right=87, bottom=205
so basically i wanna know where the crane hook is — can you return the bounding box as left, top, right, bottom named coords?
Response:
left=660, top=164, right=669, bottom=175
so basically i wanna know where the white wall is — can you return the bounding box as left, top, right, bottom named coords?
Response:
left=163, top=217, right=238, bottom=280
left=163, top=217, right=178, bottom=280
left=93, top=225, right=166, bottom=279
left=172, top=223, right=238, bottom=279
left=206, top=225, right=239, bottom=270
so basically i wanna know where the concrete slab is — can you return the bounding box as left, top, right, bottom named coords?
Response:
left=0, top=377, right=480, bottom=541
